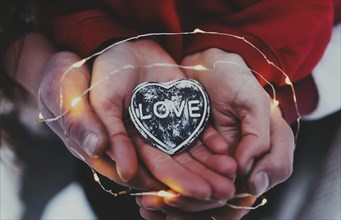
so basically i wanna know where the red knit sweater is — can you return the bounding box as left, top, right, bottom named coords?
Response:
left=43, top=0, right=335, bottom=124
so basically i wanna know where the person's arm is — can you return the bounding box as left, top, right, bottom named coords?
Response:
left=4, top=33, right=55, bottom=97
left=183, top=1, right=334, bottom=123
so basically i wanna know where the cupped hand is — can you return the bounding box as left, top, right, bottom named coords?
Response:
left=38, top=51, right=162, bottom=190
left=91, top=40, right=236, bottom=200
left=182, top=48, right=295, bottom=196
left=39, top=42, right=239, bottom=209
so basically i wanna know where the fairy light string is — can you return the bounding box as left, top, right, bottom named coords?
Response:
left=36, top=28, right=301, bottom=211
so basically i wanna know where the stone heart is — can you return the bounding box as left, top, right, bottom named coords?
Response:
left=129, top=79, right=210, bottom=155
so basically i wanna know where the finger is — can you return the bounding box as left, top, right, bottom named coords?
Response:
left=90, top=64, right=139, bottom=182
left=248, top=107, right=295, bottom=196
left=90, top=88, right=138, bottom=182
left=140, top=208, right=166, bottom=220
left=207, top=196, right=256, bottom=220
left=39, top=52, right=109, bottom=157
left=65, top=138, right=120, bottom=181
left=200, top=126, right=229, bottom=154
left=174, top=147, right=235, bottom=199
left=130, top=116, right=235, bottom=200
left=233, top=92, right=271, bottom=176
left=41, top=98, right=158, bottom=190
left=173, top=153, right=235, bottom=200
left=39, top=93, right=126, bottom=183
left=163, top=195, right=226, bottom=212
left=133, top=135, right=212, bottom=200
left=140, top=190, right=225, bottom=213
left=66, top=132, right=163, bottom=190
left=140, top=195, right=165, bottom=211
left=188, top=139, right=237, bottom=177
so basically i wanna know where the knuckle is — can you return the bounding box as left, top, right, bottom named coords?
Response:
left=188, top=142, right=208, bottom=161
left=173, top=153, right=193, bottom=166
left=272, top=158, right=293, bottom=182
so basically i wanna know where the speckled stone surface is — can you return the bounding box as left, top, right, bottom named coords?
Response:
left=129, top=79, right=210, bottom=155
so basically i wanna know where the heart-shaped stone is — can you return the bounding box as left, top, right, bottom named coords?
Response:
left=129, top=79, right=210, bottom=155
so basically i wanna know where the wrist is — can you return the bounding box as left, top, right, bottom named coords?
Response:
left=4, top=33, right=55, bottom=97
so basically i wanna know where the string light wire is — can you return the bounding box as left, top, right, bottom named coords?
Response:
left=36, top=28, right=302, bottom=211
left=38, top=28, right=300, bottom=136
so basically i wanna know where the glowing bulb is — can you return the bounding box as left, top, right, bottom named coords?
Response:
left=157, top=190, right=179, bottom=198
left=273, top=99, right=280, bottom=107
left=285, top=76, right=292, bottom=85
left=71, top=97, right=82, bottom=107
left=260, top=198, right=267, bottom=206
left=35, top=112, right=44, bottom=123
left=193, top=28, right=205, bottom=33
left=193, top=64, right=207, bottom=71
left=93, top=172, right=100, bottom=182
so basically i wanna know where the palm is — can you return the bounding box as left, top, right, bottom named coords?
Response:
left=182, top=49, right=271, bottom=175
left=88, top=40, right=185, bottom=182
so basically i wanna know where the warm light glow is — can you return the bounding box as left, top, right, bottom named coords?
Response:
left=193, top=64, right=208, bottom=71
left=157, top=190, right=179, bottom=198
left=71, top=97, right=82, bottom=107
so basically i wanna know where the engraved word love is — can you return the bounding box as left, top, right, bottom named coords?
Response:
left=129, top=79, right=210, bottom=155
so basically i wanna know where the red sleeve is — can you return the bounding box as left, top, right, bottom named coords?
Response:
left=183, top=1, right=334, bottom=124
left=44, top=1, right=334, bottom=124
left=50, top=9, right=141, bottom=57
left=184, top=1, right=334, bottom=87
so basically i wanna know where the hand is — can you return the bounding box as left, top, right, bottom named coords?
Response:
left=182, top=48, right=295, bottom=196
left=38, top=51, right=162, bottom=190
left=91, top=39, right=236, bottom=199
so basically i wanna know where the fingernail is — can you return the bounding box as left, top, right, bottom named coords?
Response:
left=164, top=200, right=179, bottom=208
left=144, top=206, right=160, bottom=211
left=244, top=159, right=254, bottom=175
left=83, top=132, right=99, bottom=156
left=118, top=169, right=129, bottom=182
left=253, top=172, right=269, bottom=196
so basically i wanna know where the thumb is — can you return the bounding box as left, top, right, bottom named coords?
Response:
left=39, top=52, right=109, bottom=157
